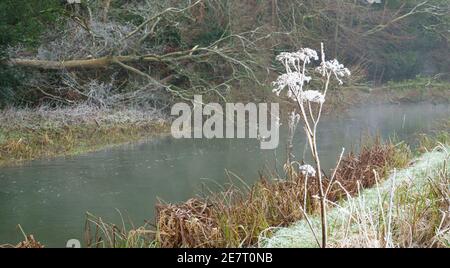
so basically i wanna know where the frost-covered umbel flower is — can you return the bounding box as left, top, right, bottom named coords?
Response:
left=298, top=164, right=316, bottom=177
left=273, top=48, right=318, bottom=99
left=296, top=48, right=319, bottom=64
left=272, top=72, right=312, bottom=97
left=317, top=59, right=351, bottom=85
left=276, top=48, right=319, bottom=71
left=273, top=47, right=324, bottom=104
left=273, top=45, right=350, bottom=107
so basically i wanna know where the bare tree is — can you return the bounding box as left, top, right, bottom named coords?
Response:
left=6, top=0, right=270, bottom=106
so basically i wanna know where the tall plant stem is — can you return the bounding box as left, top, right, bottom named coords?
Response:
left=312, top=138, right=327, bottom=248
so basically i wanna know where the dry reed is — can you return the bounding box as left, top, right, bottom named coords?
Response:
left=155, top=142, right=401, bottom=248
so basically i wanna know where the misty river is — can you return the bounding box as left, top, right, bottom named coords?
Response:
left=0, top=103, right=449, bottom=246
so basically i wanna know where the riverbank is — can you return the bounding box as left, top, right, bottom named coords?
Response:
left=255, top=129, right=449, bottom=248
left=260, top=145, right=450, bottom=248
left=0, top=105, right=169, bottom=167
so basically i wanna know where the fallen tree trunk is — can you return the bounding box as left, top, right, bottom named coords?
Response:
left=6, top=54, right=175, bottom=70
left=6, top=48, right=211, bottom=70
left=7, top=56, right=141, bottom=69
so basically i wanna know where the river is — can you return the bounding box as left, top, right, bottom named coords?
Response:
left=0, top=103, right=449, bottom=247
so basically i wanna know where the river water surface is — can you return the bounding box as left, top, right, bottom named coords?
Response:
left=0, top=103, right=449, bottom=247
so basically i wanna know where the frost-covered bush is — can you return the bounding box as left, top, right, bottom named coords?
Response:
left=37, top=20, right=138, bottom=60
left=0, top=104, right=166, bottom=130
